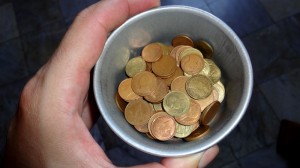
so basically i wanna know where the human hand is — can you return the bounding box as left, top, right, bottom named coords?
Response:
left=4, top=0, right=219, bottom=167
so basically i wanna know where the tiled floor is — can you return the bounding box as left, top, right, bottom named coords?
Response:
left=1, top=0, right=300, bottom=167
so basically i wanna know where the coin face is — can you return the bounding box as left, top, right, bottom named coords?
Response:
left=125, top=99, right=154, bottom=125
left=186, top=75, right=213, bottom=99
left=131, top=71, right=157, bottom=96
left=144, top=78, right=169, bottom=103
left=194, top=40, right=214, bottom=59
left=184, top=125, right=210, bottom=141
left=125, top=56, right=146, bottom=77
left=180, top=54, right=205, bottom=75
left=152, top=55, right=177, bottom=77
left=174, top=122, right=194, bottom=138
left=148, top=112, right=176, bottom=141
left=163, top=91, right=191, bottom=117
left=172, top=35, right=194, bottom=47
left=170, top=76, right=189, bottom=94
left=118, top=78, right=141, bottom=102
left=175, top=99, right=201, bottom=125
left=201, top=101, right=221, bottom=125
left=142, top=43, right=163, bottom=62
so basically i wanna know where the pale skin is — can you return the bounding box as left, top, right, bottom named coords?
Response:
left=4, top=0, right=219, bottom=167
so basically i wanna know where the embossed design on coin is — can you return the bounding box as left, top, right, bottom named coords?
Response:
left=163, top=91, right=190, bottom=117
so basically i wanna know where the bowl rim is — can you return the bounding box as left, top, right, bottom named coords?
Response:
left=93, top=5, right=253, bottom=157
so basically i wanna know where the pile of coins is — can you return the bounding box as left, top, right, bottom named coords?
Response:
left=115, top=35, right=225, bottom=141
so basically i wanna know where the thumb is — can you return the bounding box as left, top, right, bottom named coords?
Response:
left=161, top=145, right=219, bottom=168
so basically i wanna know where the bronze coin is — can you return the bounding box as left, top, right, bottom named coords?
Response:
left=124, top=99, right=154, bottom=125
left=152, top=55, right=177, bottom=78
left=131, top=71, right=157, bottom=96
left=144, top=78, right=169, bottom=103
left=163, top=67, right=184, bottom=86
left=184, top=125, right=210, bottom=141
left=172, top=35, right=194, bottom=47
left=170, top=45, right=184, bottom=59
left=170, top=76, right=189, bottom=95
left=118, top=78, right=141, bottom=102
left=148, top=112, right=176, bottom=141
left=180, top=54, right=205, bottom=75
left=134, top=123, right=149, bottom=133
left=142, top=43, right=163, bottom=62
left=114, top=92, right=128, bottom=112
left=175, top=99, right=202, bottom=125
left=194, top=40, right=213, bottom=59
left=201, top=101, right=221, bottom=125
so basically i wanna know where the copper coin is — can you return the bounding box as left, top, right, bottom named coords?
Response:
left=134, top=123, right=149, bottom=133
left=175, top=99, right=202, bottom=125
left=172, top=35, right=194, bottom=47
left=170, top=45, right=184, bottom=59
left=184, top=125, right=210, bottom=141
left=148, top=112, right=176, bottom=141
left=196, top=91, right=215, bottom=111
left=142, top=43, right=163, bottom=62
left=152, top=55, right=177, bottom=77
left=114, top=92, right=128, bottom=112
left=146, top=62, right=152, bottom=72
left=180, top=54, right=205, bottom=75
left=170, top=76, right=189, bottom=95
left=124, top=99, right=154, bottom=125
left=201, top=101, right=221, bottom=125
left=163, top=67, right=184, bottom=86
left=194, top=40, right=213, bottom=59
left=131, top=71, right=157, bottom=96
left=175, top=46, right=191, bottom=66
left=144, top=78, right=169, bottom=103
left=118, top=78, right=141, bottom=102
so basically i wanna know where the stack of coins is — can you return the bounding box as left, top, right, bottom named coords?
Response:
left=115, top=34, right=225, bottom=141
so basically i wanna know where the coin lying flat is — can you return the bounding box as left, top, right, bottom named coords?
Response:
left=144, top=78, right=169, bottom=103
left=175, top=99, right=201, bottom=125
left=201, top=101, right=221, bottom=125
left=148, top=112, right=176, bottom=141
left=134, top=123, right=149, bottom=133
left=125, top=56, right=146, bottom=77
left=118, top=78, right=141, bottom=102
left=172, top=35, right=194, bottom=47
left=131, top=71, right=157, bottom=96
left=163, top=91, right=191, bottom=117
left=170, top=76, right=189, bottom=95
left=186, top=75, right=213, bottom=99
left=142, top=43, right=163, bottom=62
left=125, top=99, right=154, bottom=125
left=180, top=54, right=205, bottom=75
left=184, top=125, right=210, bottom=141
left=174, top=122, right=194, bottom=138
left=152, top=55, right=177, bottom=78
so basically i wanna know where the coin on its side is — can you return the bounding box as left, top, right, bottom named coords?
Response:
left=201, top=101, right=221, bottom=125
left=172, top=35, right=194, bottom=47
left=184, top=125, right=210, bottom=141
left=114, top=92, right=128, bottom=112
left=194, top=40, right=214, bottom=59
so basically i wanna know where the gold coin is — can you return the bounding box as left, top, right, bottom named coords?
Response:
left=175, top=46, right=191, bottom=66
left=131, top=71, right=157, bottom=96
left=125, top=99, right=154, bottom=125
left=142, top=43, right=163, bottom=62
left=152, top=55, right=177, bottom=77
left=201, top=101, right=221, bottom=125
left=186, top=75, right=213, bottom=99
left=125, top=56, right=146, bottom=77
left=179, top=47, right=203, bottom=60
left=163, top=91, right=191, bottom=117
left=174, top=122, right=194, bottom=138
left=170, top=76, right=189, bottom=95
left=152, top=103, right=163, bottom=112
left=213, top=81, right=225, bottom=102
left=172, top=35, right=194, bottom=47
left=163, top=67, right=184, bottom=86
left=118, top=78, right=141, bottom=102
left=114, top=92, right=128, bottom=112
left=175, top=99, right=201, bottom=125
left=184, top=125, right=210, bottom=141
left=199, top=59, right=210, bottom=76
left=194, top=40, right=213, bottom=59
left=180, top=54, right=205, bottom=75
left=206, top=59, right=221, bottom=84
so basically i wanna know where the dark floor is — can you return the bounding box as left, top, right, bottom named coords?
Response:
left=1, top=0, right=300, bottom=167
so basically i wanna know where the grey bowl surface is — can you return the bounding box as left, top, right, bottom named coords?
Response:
left=93, top=6, right=253, bottom=157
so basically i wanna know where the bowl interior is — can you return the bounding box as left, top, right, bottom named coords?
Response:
left=93, top=6, right=253, bottom=157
